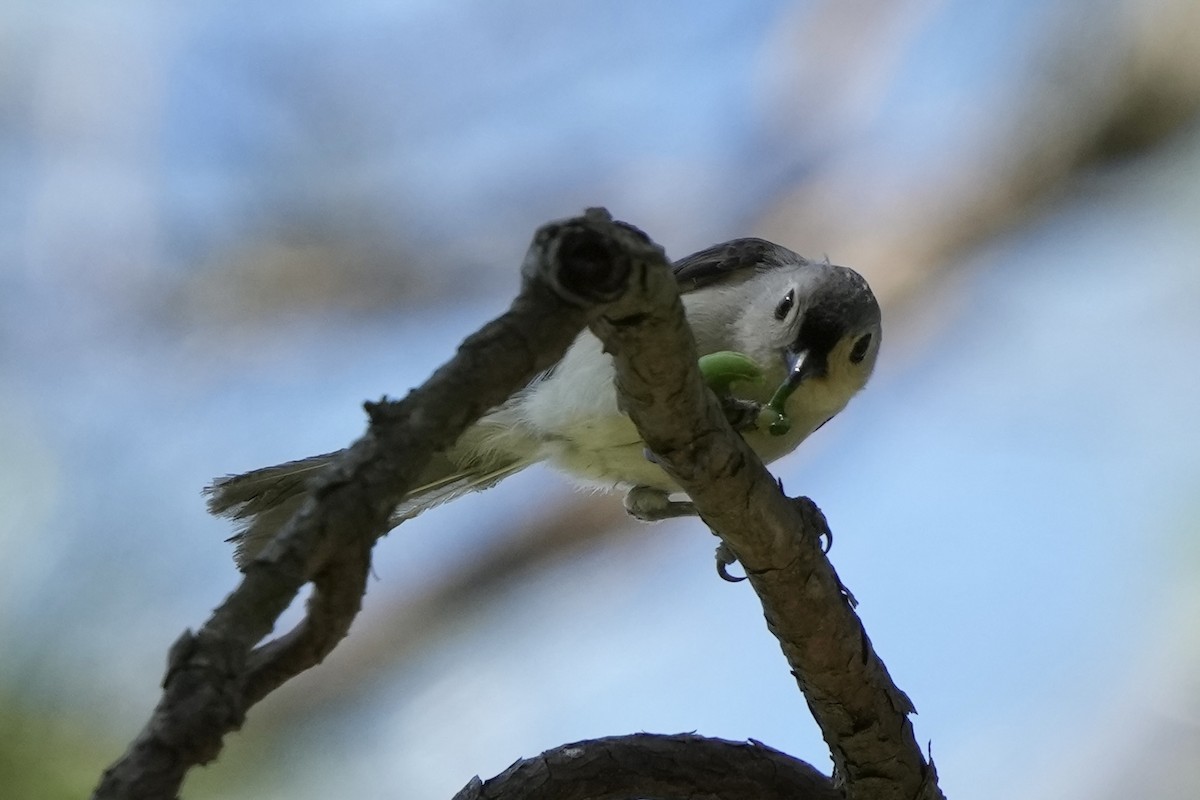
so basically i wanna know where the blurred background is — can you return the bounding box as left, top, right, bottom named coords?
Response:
left=2, top=0, right=1198, bottom=798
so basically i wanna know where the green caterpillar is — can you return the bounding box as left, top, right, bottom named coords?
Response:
left=697, top=351, right=792, bottom=437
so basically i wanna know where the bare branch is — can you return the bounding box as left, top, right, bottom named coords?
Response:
left=587, top=248, right=943, bottom=799
left=450, top=733, right=841, bottom=800
left=91, top=209, right=663, bottom=800
left=94, top=210, right=943, bottom=800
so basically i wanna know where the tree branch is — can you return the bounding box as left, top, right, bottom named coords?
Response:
left=94, top=210, right=943, bottom=800
left=586, top=246, right=944, bottom=799
left=91, top=209, right=662, bottom=800
left=451, top=733, right=841, bottom=800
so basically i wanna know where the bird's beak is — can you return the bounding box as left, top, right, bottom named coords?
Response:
left=783, top=345, right=829, bottom=390
left=783, top=347, right=812, bottom=391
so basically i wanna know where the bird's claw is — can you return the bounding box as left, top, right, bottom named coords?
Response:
left=838, top=575, right=858, bottom=608
left=715, top=542, right=746, bottom=582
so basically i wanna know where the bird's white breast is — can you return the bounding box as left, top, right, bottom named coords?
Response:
left=472, top=287, right=862, bottom=494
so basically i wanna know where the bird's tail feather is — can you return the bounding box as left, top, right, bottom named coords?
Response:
left=206, top=447, right=528, bottom=569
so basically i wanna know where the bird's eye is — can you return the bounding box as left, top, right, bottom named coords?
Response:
left=849, top=333, right=872, bottom=364
left=774, top=289, right=795, bottom=321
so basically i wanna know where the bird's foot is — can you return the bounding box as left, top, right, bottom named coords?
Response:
left=623, top=485, right=698, bottom=521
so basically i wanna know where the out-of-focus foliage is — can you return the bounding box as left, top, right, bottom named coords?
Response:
left=0, top=699, right=120, bottom=800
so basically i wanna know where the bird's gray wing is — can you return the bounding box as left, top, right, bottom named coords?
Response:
left=672, top=237, right=806, bottom=293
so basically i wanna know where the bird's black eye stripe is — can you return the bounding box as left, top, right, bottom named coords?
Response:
left=774, top=289, right=795, bottom=320
left=849, top=333, right=872, bottom=364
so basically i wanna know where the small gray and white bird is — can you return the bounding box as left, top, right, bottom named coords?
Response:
left=207, top=238, right=881, bottom=567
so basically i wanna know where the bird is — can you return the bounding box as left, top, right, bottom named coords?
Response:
left=206, top=238, right=881, bottom=568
